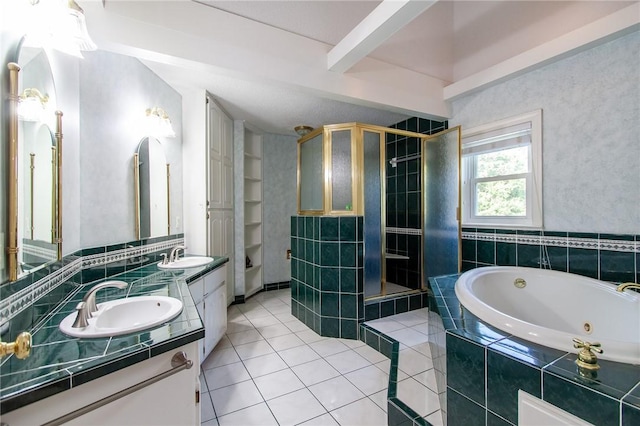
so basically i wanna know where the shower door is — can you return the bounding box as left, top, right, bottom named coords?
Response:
left=422, top=127, right=462, bottom=286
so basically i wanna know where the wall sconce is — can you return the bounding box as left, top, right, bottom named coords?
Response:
left=25, top=0, right=97, bottom=58
left=18, top=88, right=49, bottom=122
left=144, top=107, right=176, bottom=138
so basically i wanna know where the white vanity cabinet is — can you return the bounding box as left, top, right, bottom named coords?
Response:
left=190, top=264, right=227, bottom=362
left=1, top=342, right=200, bottom=426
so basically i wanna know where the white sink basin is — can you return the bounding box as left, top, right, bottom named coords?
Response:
left=157, top=256, right=214, bottom=270
left=59, top=296, right=183, bottom=338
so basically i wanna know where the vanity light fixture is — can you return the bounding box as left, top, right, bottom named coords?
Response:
left=145, top=107, right=176, bottom=138
left=24, top=0, right=97, bottom=58
left=18, top=88, right=49, bottom=122
left=294, top=125, right=314, bottom=136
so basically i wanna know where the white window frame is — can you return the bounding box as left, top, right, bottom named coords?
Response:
left=461, top=110, right=543, bottom=228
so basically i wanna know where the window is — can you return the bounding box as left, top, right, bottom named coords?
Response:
left=461, top=110, right=542, bottom=228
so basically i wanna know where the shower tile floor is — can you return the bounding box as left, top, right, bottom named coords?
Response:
left=199, top=289, right=442, bottom=426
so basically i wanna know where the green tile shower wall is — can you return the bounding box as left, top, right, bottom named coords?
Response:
left=461, top=228, right=639, bottom=284
left=290, top=216, right=364, bottom=338
left=385, top=117, right=447, bottom=291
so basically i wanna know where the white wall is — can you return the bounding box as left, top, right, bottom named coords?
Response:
left=450, top=31, right=640, bottom=235
left=262, top=133, right=298, bottom=284
left=79, top=50, right=183, bottom=248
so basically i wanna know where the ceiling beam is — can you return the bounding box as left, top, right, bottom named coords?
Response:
left=327, top=0, right=437, bottom=73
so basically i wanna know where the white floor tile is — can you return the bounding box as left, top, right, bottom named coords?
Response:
left=217, top=402, right=278, bottom=426
left=299, top=413, right=340, bottom=426
left=204, top=362, right=251, bottom=390
left=410, top=323, right=430, bottom=336
left=330, top=397, right=387, bottom=426
left=236, top=302, right=262, bottom=313
left=273, top=312, right=298, bottom=323
left=369, top=390, right=388, bottom=413
left=324, top=349, right=371, bottom=374
left=296, top=329, right=326, bottom=343
left=257, top=323, right=293, bottom=339
left=242, top=353, right=289, bottom=378
left=392, top=311, right=428, bottom=327
left=278, top=344, right=321, bottom=367
left=396, top=377, right=440, bottom=417
left=266, top=388, right=328, bottom=426
left=265, top=304, right=291, bottom=315
left=353, top=344, right=388, bottom=364
left=398, top=347, right=433, bottom=376
left=233, top=339, right=275, bottom=360
left=366, top=318, right=406, bottom=333
left=386, top=328, right=430, bottom=347
left=344, top=365, right=389, bottom=395
left=225, top=320, right=255, bottom=334
left=413, top=368, right=438, bottom=393
left=201, top=392, right=216, bottom=422
left=266, top=333, right=305, bottom=351
left=212, top=335, right=232, bottom=350
left=308, top=376, right=366, bottom=411
left=201, top=419, right=219, bottom=426
left=210, top=380, right=264, bottom=417
left=284, top=320, right=311, bottom=333
left=412, top=342, right=433, bottom=358
left=243, top=308, right=273, bottom=320
left=290, top=358, right=341, bottom=386
left=248, top=315, right=281, bottom=328
left=425, top=410, right=445, bottom=426
left=253, top=368, right=305, bottom=400
left=374, top=360, right=409, bottom=381
left=227, top=329, right=264, bottom=346
left=308, top=338, right=350, bottom=357
left=339, top=338, right=366, bottom=349
left=202, top=347, right=240, bottom=370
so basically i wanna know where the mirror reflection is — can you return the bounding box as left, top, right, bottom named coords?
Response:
left=17, top=44, right=59, bottom=277
left=135, top=137, right=170, bottom=239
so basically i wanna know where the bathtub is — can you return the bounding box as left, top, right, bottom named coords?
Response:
left=455, top=266, right=640, bottom=365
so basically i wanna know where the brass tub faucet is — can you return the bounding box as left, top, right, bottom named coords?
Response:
left=616, top=282, right=640, bottom=293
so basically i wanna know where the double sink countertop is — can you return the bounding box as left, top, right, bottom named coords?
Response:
left=0, top=256, right=228, bottom=414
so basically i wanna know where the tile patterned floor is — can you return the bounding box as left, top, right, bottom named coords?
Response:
left=199, top=289, right=442, bottom=426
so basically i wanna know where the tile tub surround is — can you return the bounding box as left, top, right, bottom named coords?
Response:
left=461, top=228, right=640, bottom=284
left=428, top=274, right=640, bottom=426
left=0, top=253, right=228, bottom=414
left=290, top=216, right=365, bottom=339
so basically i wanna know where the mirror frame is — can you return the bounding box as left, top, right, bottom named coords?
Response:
left=133, top=138, right=171, bottom=240
left=6, top=61, right=63, bottom=281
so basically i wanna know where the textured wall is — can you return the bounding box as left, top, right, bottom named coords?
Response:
left=79, top=51, right=183, bottom=247
left=263, top=133, right=298, bottom=284
left=450, top=32, right=640, bottom=234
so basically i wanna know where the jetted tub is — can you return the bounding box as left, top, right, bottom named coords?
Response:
left=455, top=266, right=640, bottom=365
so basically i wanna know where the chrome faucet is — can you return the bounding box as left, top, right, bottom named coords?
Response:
left=616, top=282, right=640, bottom=293
left=72, top=281, right=128, bottom=328
left=169, top=245, right=187, bottom=262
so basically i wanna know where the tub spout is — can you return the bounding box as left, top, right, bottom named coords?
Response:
left=616, top=282, right=640, bottom=293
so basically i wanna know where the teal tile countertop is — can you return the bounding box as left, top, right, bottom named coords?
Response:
left=0, top=256, right=228, bottom=414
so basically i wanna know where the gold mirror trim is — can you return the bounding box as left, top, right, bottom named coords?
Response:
left=166, top=163, right=171, bottom=236
left=54, top=111, right=63, bottom=260
left=7, top=63, right=20, bottom=281
left=133, top=153, right=140, bottom=240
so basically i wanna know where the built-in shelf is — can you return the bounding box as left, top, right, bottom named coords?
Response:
left=243, top=129, right=263, bottom=297
left=386, top=253, right=410, bottom=260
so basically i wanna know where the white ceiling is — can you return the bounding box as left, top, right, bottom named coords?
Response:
left=91, top=0, right=636, bottom=136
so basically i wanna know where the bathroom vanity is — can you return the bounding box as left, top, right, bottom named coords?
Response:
left=0, top=256, right=228, bottom=425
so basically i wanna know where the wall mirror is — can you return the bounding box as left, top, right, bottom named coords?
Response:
left=134, top=137, right=170, bottom=240
left=7, top=39, right=62, bottom=281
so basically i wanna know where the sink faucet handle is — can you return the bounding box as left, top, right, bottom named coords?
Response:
left=72, top=302, right=90, bottom=328
left=160, top=253, right=169, bottom=265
